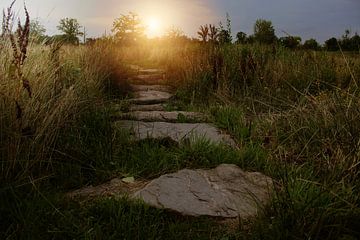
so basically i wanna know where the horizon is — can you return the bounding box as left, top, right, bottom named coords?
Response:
left=1, top=0, right=360, bottom=43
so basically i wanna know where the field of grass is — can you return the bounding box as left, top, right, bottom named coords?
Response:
left=1, top=32, right=360, bottom=239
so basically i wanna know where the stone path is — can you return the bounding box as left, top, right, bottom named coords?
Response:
left=70, top=66, right=273, bottom=221
left=115, top=69, right=236, bottom=146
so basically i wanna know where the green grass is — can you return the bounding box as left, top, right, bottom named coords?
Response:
left=0, top=192, right=234, bottom=240
left=111, top=131, right=267, bottom=178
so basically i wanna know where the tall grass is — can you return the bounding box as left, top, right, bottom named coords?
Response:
left=0, top=14, right=130, bottom=188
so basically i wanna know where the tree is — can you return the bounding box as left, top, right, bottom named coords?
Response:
left=57, top=18, right=83, bottom=44
left=350, top=33, right=360, bottom=51
left=112, top=12, right=145, bottom=45
left=30, top=20, right=46, bottom=41
left=197, top=25, right=209, bottom=42
left=218, top=13, right=232, bottom=44
left=303, top=38, right=319, bottom=50
left=218, top=30, right=232, bottom=44
left=279, top=36, right=301, bottom=49
left=164, top=26, right=189, bottom=43
left=208, top=24, right=219, bottom=43
left=235, top=32, right=247, bottom=44
left=254, top=19, right=276, bottom=44
left=325, top=37, right=339, bottom=51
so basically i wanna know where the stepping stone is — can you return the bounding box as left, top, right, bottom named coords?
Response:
left=114, top=121, right=236, bottom=147
left=139, top=69, right=165, bottom=74
left=135, top=74, right=165, bottom=81
left=119, top=111, right=207, bottom=122
left=130, top=104, right=165, bottom=112
left=133, top=164, right=273, bottom=218
left=131, top=84, right=171, bottom=92
left=131, top=91, right=173, bottom=105
left=129, top=78, right=168, bottom=85
left=128, top=65, right=140, bottom=71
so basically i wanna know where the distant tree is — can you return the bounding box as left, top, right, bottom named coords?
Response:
left=164, top=26, right=189, bottom=43
left=218, top=30, right=232, bottom=44
left=235, top=31, right=247, bottom=44
left=112, top=12, right=145, bottom=44
left=85, top=37, right=97, bottom=45
left=246, top=35, right=255, bottom=44
left=350, top=33, right=360, bottom=51
left=165, top=26, right=184, bottom=39
left=338, top=29, right=360, bottom=51
left=339, top=29, right=352, bottom=50
left=279, top=36, right=301, bottom=49
left=30, top=20, right=46, bottom=42
left=218, top=13, right=232, bottom=44
left=325, top=37, right=339, bottom=51
left=303, top=38, right=320, bottom=50
left=198, top=25, right=209, bottom=42
left=208, top=24, right=219, bottom=43
left=57, top=18, right=83, bottom=44
left=254, top=19, right=277, bottom=44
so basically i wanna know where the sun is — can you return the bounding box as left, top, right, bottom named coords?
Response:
left=146, top=17, right=163, bottom=38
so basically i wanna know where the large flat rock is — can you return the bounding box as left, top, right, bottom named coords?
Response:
left=133, top=164, right=273, bottom=218
left=119, top=111, right=207, bottom=122
left=130, top=84, right=171, bottom=92
left=130, top=104, right=165, bottom=112
left=131, top=90, right=173, bottom=105
left=114, top=121, right=236, bottom=146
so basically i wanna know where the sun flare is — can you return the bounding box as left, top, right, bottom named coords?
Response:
left=146, top=17, right=163, bottom=38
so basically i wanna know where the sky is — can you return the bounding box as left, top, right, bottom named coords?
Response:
left=1, top=0, right=360, bottom=43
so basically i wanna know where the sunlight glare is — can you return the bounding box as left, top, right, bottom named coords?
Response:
left=146, top=17, right=163, bottom=38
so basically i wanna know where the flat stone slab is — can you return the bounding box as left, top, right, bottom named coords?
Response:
left=133, top=164, right=273, bottom=218
left=130, top=84, right=171, bottom=92
left=119, top=111, right=207, bottom=122
left=135, top=74, right=165, bottom=81
left=129, top=78, right=168, bottom=85
left=139, top=69, right=165, bottom=74
left=130, top=104, right=165, bottom=112
left=131, top=91, right=173, bottom=105
left=114, top=121, right=236, bottom=146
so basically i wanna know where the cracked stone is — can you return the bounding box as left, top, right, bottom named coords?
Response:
left=114, top=121, right=237, bottom=147
left=133, top=164, right=273, bottom=218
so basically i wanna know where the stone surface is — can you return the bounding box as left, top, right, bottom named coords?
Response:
left=139, top=69, right=165, bottom=74
left=114, top=121, right=236, bottom=146
left=135, top=74, right=165, bottom=80
left=130, top=104, right=165, bottom=112
left=131, top=91, right=173, bottom=105
left=129, top=65, right=140, bottom=70
left=129, top=78, right=167, bottom=85
left=119, top=111, right=207, bottom=122
left=131, top=84, right=171, bottom=92
left=133, top=164, right=273, bottom=218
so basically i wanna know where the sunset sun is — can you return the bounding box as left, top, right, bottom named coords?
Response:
left=146, top=17, right=163, bottom=38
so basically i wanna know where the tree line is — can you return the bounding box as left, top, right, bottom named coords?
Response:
left=197, top=15, right=359, bottom=51
left=28, top=13, right=359, bottom=52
